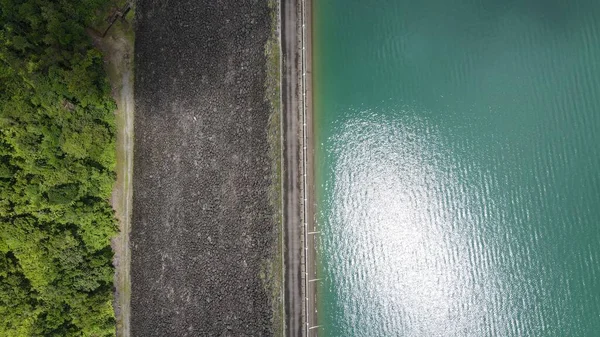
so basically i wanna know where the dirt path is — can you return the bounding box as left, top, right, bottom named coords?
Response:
left=111, top=66, right=134, bottom=337
left=99, top=16, right=135, bottom=337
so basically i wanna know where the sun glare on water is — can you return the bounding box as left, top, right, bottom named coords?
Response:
left=321, top=108, right=502, bottom=336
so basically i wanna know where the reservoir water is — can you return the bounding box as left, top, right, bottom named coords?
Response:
left=313, top=0, right=600, bottom=336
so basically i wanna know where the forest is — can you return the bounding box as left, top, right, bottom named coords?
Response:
left=1, top=0, right=118, bottom=335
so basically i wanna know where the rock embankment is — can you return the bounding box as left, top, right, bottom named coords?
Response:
left=131, top=1, right=276, bottom=335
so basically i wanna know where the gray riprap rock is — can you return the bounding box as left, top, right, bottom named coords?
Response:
left=131, top=0, right=276, bottom=336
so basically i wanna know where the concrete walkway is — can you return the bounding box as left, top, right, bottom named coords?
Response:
left=282, top=0, right=317, bottom=335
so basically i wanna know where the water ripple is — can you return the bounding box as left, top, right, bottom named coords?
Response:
left=314, top=0, right=600, bottom=336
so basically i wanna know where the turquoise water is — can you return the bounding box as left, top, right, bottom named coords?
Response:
left=313, top=0, right=600, bottom=336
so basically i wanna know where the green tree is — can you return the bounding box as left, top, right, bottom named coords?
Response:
left=1, top=0, right=118, bottom=335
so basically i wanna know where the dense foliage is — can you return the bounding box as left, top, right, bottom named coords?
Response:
left=1, top=0, right=118, bottom=335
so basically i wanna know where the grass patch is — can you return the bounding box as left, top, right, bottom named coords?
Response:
left=263, top=0, right=285, bottom=335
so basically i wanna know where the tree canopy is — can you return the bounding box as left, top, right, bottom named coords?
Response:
left=1, top=0, right=118, bottom=335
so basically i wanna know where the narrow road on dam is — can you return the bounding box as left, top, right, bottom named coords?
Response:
left=281, top=0, right=303, bottom=335
left=282, top=0, right=317, bottom=335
